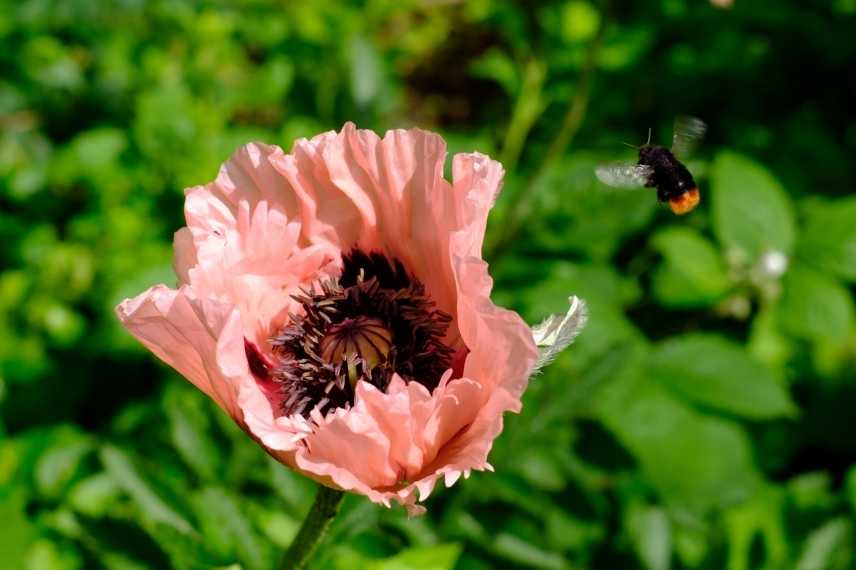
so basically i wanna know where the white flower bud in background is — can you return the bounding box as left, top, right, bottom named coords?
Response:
left=747, top=249, right=789, bottom=302
left=758, top=250, right=789, bottom=279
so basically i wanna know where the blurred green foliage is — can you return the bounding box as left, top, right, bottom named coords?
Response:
left=2, top=0, right=856, bottom=568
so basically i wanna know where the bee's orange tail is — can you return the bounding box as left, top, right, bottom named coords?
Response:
left=669, top=188, right=700, bottom=215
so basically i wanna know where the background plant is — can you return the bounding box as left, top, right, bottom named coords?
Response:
left=1, top=1, right=855, bottom=569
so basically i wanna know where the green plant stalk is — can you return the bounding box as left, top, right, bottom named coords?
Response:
left=278, top=485, right=346, bottom=570
left=487, top=16, right=607, bottom=262
left=499, top=58, right=547, bottom=172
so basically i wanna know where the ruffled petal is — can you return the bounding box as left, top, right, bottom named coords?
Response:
left=270, top=124, right=462, bottom=323
left=115, top=285, right=242, bottom=420
left=290, top=373, right=487, bottom=510
left=173, top=227, right=196, bottom=286
left=294, top=405, right=397, bottom=498
left=186, top=195, right=338, bottom=341
left=179, top=142, right=342, bottom=340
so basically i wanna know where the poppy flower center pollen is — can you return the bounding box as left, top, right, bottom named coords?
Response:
left=270, top=250, right=456, bottom=417
left=320, top=316, right=393, bottom=388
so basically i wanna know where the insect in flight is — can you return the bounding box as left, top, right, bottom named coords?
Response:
left=595, top=116, right=707, bottom=215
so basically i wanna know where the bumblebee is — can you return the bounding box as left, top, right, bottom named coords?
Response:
left=596, top=116, right=706, bottom=215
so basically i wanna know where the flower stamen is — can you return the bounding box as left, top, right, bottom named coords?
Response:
left=270, top=250, right=456, bottom=417
left=320, top=316, right=393, bottom=370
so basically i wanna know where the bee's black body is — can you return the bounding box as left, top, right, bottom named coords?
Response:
left=595, top=116, right=705, bottom=215
left=638, top=145, right=697, bottom=203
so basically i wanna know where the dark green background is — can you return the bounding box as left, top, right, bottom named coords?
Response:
left=2, top=1, right=856, bottom=568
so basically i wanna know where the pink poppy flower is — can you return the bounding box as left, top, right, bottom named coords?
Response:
left=117, top=123, right=581, bottom=514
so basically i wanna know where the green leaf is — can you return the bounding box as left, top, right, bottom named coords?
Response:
left=649, top=334, right=796, bottom=419
left=145, top=522, right=219, bottom=570
left=25, top=538, right=83, bottom=570
left=527, top=155, right=658, bottom=260
left=254, top=507, right=299, bottom=549
left=48, top=127, right=128, bottom=188
left=625, top=503, right=671, bottom=570
left=68, top=472, right=121, bottom=518
left=500, top=260, right=645, bottom=372
left=491, top=533, right=568, bottom=570
left=545, top=510, right=603, bottom=553
left=164, top=385, right=221, bottom=481
left=192, top=486, right=270, bottom=570
left=245, top=56, right=294, bottom=106
left=469, top=48, right=519, bottom=96
left=596, top=366, right=761, bottom=514
left=847, top=465, right=856, bottom=515
left=747, top=307, right=793, bottom=369
left=787, top=472, right=836, bottom=511
left=0, top=490, right=38, bottom=568
left=651, top=227, right=730, bottom=307
left=73, top=515, right=170, bottom=569
left=795, top=518, right=853, bottom=570
left=723, top=487, right=788, bottom=570
left=515, top=448, right=568, bottom=492
left=367, top=544, right=462, bottom=570
left=672, top=522, right=708, bottom=569
left=328, top=496, right=381, bottom=545
left=711, top=151, right=796, bottom=261
left=34, top=430, right=94, bottom=500
left=267, top=457, right=316, bottom=514
left=348, top=35, right=383, bottom=108
left=798, top=195, right=856, bottom=283
left=778, top=266, right=854, bottom=343
left=99, top=445, right=194, bottom=535
left=561, top=1, right=601, bottom=42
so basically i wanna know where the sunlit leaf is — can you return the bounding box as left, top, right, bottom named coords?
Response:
left=651, top=226, right=730, bottom=307
left=367, top=544, right=462, bottom=570
left=846, top=465, right=856, bottom=515
left=561, top=1, right=601, bottom=42
left=492, top=533, right=568, bottom=570
left=164, top=385, right=221, bottom=481
left=797, top=196, right=856, bottom=283
left=193, top=486, right=270, bottom=570
left=723, top=486, right=788, bottom=570
left=649, top=334, right=797, bottom=419
left=24, top=538, right=82, bottom=570
left=595, top=366, right=761, bottom=514
left=68, top=472, right=121, bottom=518
left=34, top=428, right=93, bottom=500
left=99, top=446, right=194, bottom=535
left=349, top=36, right=383, bottom=108
left=0, top=490, right=38, bottom=568
left=625, top=503, right=671, bottom=570
left=778, top=266, right=854, bottom=343
left=711, top=152, right=796, bottom=261
left=795, top=518, right=853, bottom=570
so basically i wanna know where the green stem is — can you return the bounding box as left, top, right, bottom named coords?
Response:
left=486, top=15, right=607, bottom=262
left=499, top=58, right=547, bottom=172
left=278, top=486, right=346, bottom=570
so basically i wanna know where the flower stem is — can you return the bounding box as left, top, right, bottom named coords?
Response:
left=278, top=486, right=346, bottom=570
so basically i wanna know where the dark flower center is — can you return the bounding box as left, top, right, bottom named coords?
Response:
left=269, top=250, right=455, bottom=417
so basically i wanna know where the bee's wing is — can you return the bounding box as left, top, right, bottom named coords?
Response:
left=595, top=162, right=653, bottom=189
left=671, top=116, right=707, bottom=157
